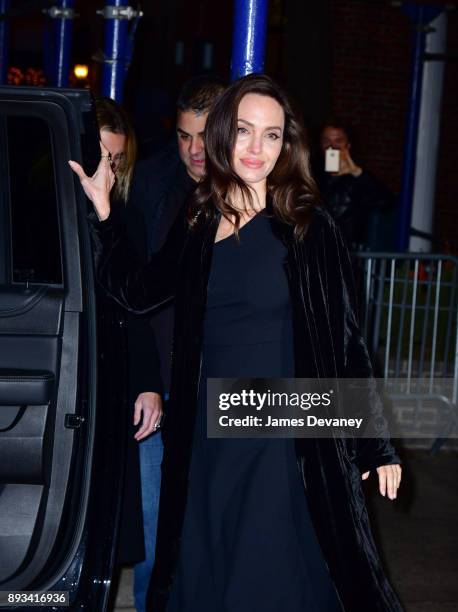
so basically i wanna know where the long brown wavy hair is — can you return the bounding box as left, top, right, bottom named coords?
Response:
left=188, top=73, right=319, bottom=237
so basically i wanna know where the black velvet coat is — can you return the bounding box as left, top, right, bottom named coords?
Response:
left=92, top=202, right=403, bottom=612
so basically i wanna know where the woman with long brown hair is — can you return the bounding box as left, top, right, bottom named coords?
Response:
left=70, top=74, right=402, bottom=612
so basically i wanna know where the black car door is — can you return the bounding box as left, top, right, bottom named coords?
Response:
left=0, top=87, right=127, bottom=610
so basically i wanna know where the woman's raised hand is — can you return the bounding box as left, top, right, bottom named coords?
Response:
left=68, top=141, right=115, bottom=221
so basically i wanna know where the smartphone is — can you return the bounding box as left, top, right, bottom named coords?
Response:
left=325, top=148, right=340, bottom=173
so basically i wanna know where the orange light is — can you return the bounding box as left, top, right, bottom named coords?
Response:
left=74, top=64, right=89, bottom=79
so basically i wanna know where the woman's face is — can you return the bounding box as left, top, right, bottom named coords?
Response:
left=99, top=129, right=126, bottom=173
left=232, top=93, right=284, bottom=188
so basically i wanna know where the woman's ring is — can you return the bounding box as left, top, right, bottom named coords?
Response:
left=101, top=153, right=111, bottom=160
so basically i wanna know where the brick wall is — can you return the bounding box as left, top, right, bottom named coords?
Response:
left=328, top=0, right=458, bottom=249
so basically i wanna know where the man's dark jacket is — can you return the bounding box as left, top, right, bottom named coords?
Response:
left=103, top=205, right=162, bottom=564
left=316, top=169, right=395, bottom=248
left=92, top=202, right=403, bottom=612
left=129, top=143, right=195, bottom=392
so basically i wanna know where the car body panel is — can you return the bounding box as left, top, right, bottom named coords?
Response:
left=0, top=87, right=127, bottom=610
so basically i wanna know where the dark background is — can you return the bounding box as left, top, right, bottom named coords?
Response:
left=7, top=0, right=458, bottom=248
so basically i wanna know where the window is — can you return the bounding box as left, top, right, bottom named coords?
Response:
left=7, top=115, right=62, bottom=285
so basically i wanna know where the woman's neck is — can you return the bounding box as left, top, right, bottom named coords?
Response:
left=228, top=182, right=266, bottom=214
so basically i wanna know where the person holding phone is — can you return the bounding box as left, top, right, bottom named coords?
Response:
left=317, top=119, right=395, bottom=249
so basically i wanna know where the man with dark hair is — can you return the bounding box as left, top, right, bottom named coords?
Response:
left=316, top=118, right=395, bottom=249
left=177, top=74, right=227, bottom=115
left=128, top=75, right=225, bottom=612
left=132, top=76, right=226, bottom=251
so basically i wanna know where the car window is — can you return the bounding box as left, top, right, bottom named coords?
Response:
left=6, top=115, right=62, bottom=285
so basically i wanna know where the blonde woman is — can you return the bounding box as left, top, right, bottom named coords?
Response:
left=94, top=97, right=164, bottom=612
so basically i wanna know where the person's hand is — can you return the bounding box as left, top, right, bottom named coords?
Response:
left=133, top=392, right=163, bottom=441
left=362, top=464, right=402, bottom=500
left=338, top=146, right=362, bottom=178
left=68, top=141, right=115, bottom=221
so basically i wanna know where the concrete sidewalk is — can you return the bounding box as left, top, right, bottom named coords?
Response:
left=112, top=448, right=458, bottom=611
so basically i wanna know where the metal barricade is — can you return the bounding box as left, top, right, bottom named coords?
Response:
left=352, top=252, right=458, bottom=451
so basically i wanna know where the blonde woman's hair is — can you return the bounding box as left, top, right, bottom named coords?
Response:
left=94, top=96, right=137, bottom=204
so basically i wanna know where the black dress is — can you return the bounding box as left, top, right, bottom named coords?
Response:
left=167, top=212, right=342, bottom=611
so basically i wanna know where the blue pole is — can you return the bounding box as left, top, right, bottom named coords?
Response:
left=0, top=0, right=11, bottom=84
left=101, top=0, right=130, bottom=102
left=231, top=0, right=269, bottom=80
left=397, top=3, right=442, bottom=251
left=52, top=0, right=75, bottom=87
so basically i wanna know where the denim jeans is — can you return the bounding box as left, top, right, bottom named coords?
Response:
left=133, top=430, right=164, bottom=612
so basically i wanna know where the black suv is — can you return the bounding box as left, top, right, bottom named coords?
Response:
left=0, top=86, right=128, bottom=610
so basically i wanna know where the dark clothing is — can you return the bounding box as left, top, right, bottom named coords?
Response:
left=121, top=205, right=163, bottom=395
left=92, top=202, right=403, bottom=612
left=203, top=214, right=294, bottom=374
left=167, top=212, right=341, bottom=611
left=317, top=169, right=395, bottom=249
left=151, top=163, right=195, bottom=252
left=111, top=205, right=162, bottom=564
left=129, top=142, right=193, bottom=258
left=130, top=147, right=195, bottom=392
